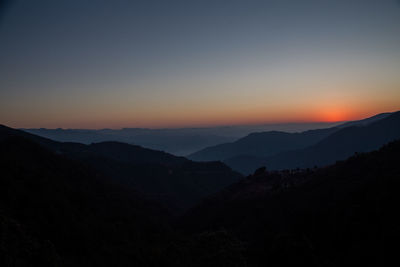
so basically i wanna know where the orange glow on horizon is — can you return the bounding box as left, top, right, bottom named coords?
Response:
left=315, top=109, right=352, bottom=123
left=3, top=104, right=398, bottom=129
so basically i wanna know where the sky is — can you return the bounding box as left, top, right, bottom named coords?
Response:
left=0, top=0, right=399, bottom=129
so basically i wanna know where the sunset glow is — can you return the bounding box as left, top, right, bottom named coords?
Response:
left=1, top=0, right=400, bottom=129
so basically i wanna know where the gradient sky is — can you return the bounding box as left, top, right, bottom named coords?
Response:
left=1, top=0, right=400, bottom=129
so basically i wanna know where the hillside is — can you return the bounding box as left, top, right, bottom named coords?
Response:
left=0, top=136, right=171, bottom=266
left=181, top=139, right=400, bottom=266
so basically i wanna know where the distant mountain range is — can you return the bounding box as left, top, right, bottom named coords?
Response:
left=22, top=122, right=340, bottom=156
left=189, top=111, right=400, bottom=174
left=0, top=125, right=242, bottom=211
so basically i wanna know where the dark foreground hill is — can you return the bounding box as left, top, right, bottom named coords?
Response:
left=0, top=125, right=242, bottom=211
left=180, top=139, right=400, bottom=267
left=0, top=135, right=248, bottom=266
left=0, top=136, right=172, bottom=266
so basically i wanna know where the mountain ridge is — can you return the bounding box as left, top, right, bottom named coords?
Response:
left=225, top=111, right=400, bottom=174
left=188, top=112, right=394, bottom=163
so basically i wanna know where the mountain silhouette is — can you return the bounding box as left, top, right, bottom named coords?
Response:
left=336, top=112, right=392, bottom=128
left=23, top=122, right=340, bottom=156
left=226, top=111, right=400, bottom=174
left=189, top=112, right=393, bottom=163
left=23, top=127, right=236, bottom=156
left=189, top=127, right=338, bottom=161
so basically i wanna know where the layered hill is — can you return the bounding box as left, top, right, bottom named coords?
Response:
left=0, top=125, right=242, bottom=210
left=227, top=111, right=400, bottom=174
left=189, top=127, right=338, bottom=162
left=189, top=112, right=394, bottom=164
left=23, top=122, right=339, bottom=156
